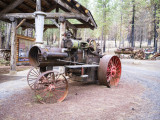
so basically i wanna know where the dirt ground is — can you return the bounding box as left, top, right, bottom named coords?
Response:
left=0, top=59, right=160, bottom=120
left=0, top=66, right=31, bottom=74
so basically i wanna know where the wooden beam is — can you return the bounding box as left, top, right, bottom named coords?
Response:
left=19, top=4, right=35, bottom=13
left=26, top=0, right=45, bottom=11
left=0, top=0, right=25, bottom=17
left=73, top=29, right=77, bottom=38
left=78, top=19, right=95, bottom=30
left=16, top=19, right=26, bottom=29
left=22, top=22, right=35, bottom=28
left=53, top=0, right=96, bottom=29
left=60, top=21, right=66, bottom=48
left=42, top=0, right=50, bottom=7
left=66, top=20, right=77, bottom=30
left=44, top=24, right=90, bottom=29
left=1, top=13, right=89, bottom=21
left=54, top=0, right=78, bottom=13
left=10, top=19, right=17, bottom=75
left=54, top=0, right=89, bottom=22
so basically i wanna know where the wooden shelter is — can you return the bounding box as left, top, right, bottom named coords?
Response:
left=0, top=0, right=97, bottom=74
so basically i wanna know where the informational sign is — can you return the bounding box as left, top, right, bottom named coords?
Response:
left=16, top=35, right=35, bottom=63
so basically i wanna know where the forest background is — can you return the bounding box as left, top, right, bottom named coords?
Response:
left=0, top=0, right=160, bottom=53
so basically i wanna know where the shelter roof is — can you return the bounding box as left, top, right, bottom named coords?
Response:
left=0, top=0, right=97, bottom=29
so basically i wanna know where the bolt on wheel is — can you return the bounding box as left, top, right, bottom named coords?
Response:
left=34, top=71, right=68, bottom=104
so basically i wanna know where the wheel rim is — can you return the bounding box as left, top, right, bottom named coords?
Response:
left=106, top=56, right=121, bottom=86
left=34, top=71, right=68, bottom=104
left=27, top=67, right=40, bottom=90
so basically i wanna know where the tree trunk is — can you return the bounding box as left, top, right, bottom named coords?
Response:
left=119, top=0, right=123, bottom=48
left=140, top=28, right=143, bottom=48
left=0, top=31, right=2, bottom=49
left=101, top=27, right=104, bottom=54
left=102, top=2, right=106, bottom=52
left=131, top=0, right=135, bottom=48
left=153, top=4, right=158, bottom=52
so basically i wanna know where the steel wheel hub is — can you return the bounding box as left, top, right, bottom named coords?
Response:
left=110, top=66, right=116, bottom=77
left=48, top=84, right=56, bottom=91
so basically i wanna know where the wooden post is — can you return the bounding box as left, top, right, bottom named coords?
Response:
left=59, top=21, right=66, bottom=48
left=10, top=19, right=17, bottom=75
left=73, top=29, right=77, bottom=38
left=6, top=23, right=11, bottom=49
left=0, top=31, right=2, bottom=49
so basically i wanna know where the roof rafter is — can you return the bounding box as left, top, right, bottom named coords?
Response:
left=0, top=0, right=25, bottom=17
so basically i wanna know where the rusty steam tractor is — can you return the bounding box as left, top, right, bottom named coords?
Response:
left=27, top=30, right=121, bottom=104
left=25, top=0, right=122, bottom=104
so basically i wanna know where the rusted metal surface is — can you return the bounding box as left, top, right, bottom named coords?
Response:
left=43, top=52, right=68, bottom=58
left=98, top=55, right=121, bottom=87
left=28, top=46, right=65, bottom=67
left=34, top=71, right=68, bottom=104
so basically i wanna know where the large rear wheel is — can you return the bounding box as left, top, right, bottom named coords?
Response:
left=98, top=55, right=121, bottom=87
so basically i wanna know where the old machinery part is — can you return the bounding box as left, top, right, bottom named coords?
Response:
left=34, top=71, right=68, bottom=104
left=151, top=53, right=160, bottom=60
left=80, top=42, right=89, bottom=49
left=27, top=67, right=40, bottom=90
left=64, top=39, right=81, bottom=49
left=98, top=55, right=121, bottom=87
left=43, top=52, right=68, bottom=58
left=134, top=50, right=145, bottom=60
left=29, top=46, right=67, bottom=67
left=89, top=39, right=97, bottom=52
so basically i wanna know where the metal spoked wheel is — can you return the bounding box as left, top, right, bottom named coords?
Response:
left=27, top=67, right=40, bottom=90
left=98, top=55, right=121, bottom=87
left=34, top=71, right=68, bottom=104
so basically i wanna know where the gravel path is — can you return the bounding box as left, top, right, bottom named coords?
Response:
left=0, top=69, right=29, bottom=99
left=0, top=60, right=160, bottom=120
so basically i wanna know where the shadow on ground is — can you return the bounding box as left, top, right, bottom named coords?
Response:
left=0, top=75, right=25, bottom=83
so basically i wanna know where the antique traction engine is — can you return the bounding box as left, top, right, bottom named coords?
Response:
left=27, top=6, right=121, bottom=104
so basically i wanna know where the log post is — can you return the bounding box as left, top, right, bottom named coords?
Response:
left=59, top=17, right=66, bottom=48
left=10, top=19, right=17, bottom=75
left=6, top=23, right=11, bottom=49
left=0, top=31, right=2, bottom=49
left=73, top=29, right=77, bottom=38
